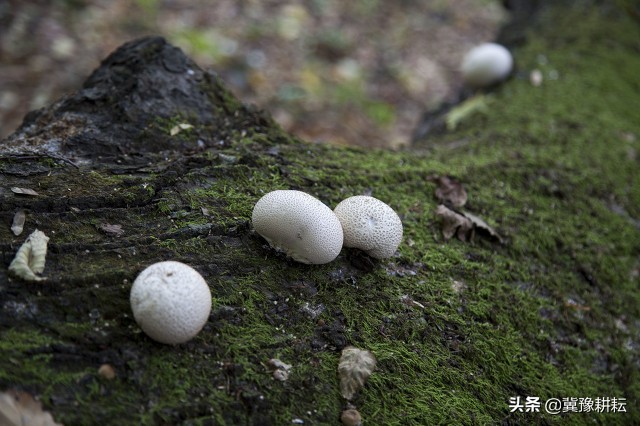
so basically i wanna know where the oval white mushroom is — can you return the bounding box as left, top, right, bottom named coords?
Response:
left=461, top=43, right=513, bottom=88
left=333, top=195, right=402, bottom=259
left=251, top=190, right=343, bottom=265
left=130, top=261, right=212, bottom=345
left=252, top=190, right=344, bottom=264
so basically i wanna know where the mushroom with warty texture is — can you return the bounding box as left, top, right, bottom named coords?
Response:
left=333, top=195, right=403, bottom=259
left=130, top=261, right=212, bottom=344
left=252, top=190, right=344, bottom=264
left=461, top=42, right=513, bottom=88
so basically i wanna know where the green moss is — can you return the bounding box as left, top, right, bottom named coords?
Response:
left=1, top=3, right=639, bottom=425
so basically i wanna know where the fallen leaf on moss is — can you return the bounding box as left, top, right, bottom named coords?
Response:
left=461, top=210, right=503, bottom=243
left=435, top=205, right=503, bottom=243
left=0, top=389, right=63, bottom=426
left=429, top=175, right=467, bottom=207
left=435, top=205, right=473, bottom=241
left=11, top=187, right=39, bottom=196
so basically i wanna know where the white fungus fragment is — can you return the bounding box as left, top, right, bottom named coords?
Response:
left=268, top=358, right=292, bottom=382
left=252, top=190, right=343, bottom=264
left=130, top=261, right=212, bottom=344
left=11, top=209, right=26, bottom=236
left=333, top=196, right=403, bottom=259
left=8, top=229, right=49, bottom=282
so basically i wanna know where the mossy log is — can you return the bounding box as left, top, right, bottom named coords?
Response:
left=1, top=2, right=639, bottom=425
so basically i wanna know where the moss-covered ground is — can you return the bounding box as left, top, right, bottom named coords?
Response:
left=1, top=2, right=639, bottom=425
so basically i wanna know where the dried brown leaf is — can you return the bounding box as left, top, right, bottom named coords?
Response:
left=435, top=205, right=503, bottom=243
left=462, top=211, right=503, bottom=243
left=11, top=187, right=39, bottom=196
left=0, top=390, right=63, bottom=426
left=430, top=176, right=467, bottom=207
left=435, top=205, right=473, bottom=241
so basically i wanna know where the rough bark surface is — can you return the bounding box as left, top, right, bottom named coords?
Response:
left=1, top=2, right=639, bottom=425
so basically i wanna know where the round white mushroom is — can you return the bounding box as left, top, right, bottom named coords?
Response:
left=252, top=190, right=344, bottom=264
left=130, top=261, right=212, bottom=344
left=333, top=195, right=402, bottom=259
left=461, top=43, right=513, bottom=88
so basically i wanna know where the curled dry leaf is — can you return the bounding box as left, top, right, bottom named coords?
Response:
left=11, top=187, right=39, bottom=196
left=462, top=210, right=504, bottom=243
left=435, top=205, right=503, bottom=244
left=338, top=347, right=376, bottom=400
left=0, top=389, right=63, bottom=426
left=429, top=175, right=467, bottom=207
left=11, top=209, right=26, bottom=236
left=8, top=229, right=50, bottom=282
left=435, top=205, right=473, bottom=241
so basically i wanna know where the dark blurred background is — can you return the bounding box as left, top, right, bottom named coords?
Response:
left=0, top=0, right=508, bottom=147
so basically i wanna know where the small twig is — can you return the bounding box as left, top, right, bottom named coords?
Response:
left=2, top=153, right=80, bottom=169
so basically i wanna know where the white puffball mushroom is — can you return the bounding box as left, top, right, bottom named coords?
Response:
left=333, top=195, right=403, bottom=259
left=461, top=43, right=513, bottom=88
left=130, top=261, right=212, bottom=344
left=252, top=190, right=343, bottom=264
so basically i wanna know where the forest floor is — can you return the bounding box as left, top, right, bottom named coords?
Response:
left=0, top=0, right=506, bottom=147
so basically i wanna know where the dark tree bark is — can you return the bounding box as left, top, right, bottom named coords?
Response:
left=1, top=3, right=639, bottom=424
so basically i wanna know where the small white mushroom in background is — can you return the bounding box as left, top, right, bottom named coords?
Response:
left=130, top=261, right=212, bottom=345
left=530, top=69, right=543, bottom=87
left=461, top=42, right=513, bottom=88
left=252, top=190, right=343, bottom=264
left=8, top=229, right=49, bottom=282
left=333, top=195, right=403, bottom=259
